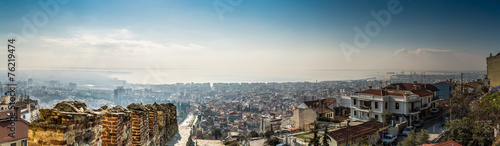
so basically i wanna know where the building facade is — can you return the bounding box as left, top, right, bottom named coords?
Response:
left=487, top=52, right=500, bottom=91
left=350, top=83, right=439, bottom=124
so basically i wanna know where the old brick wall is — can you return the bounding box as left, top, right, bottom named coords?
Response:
left=28, top=101, right=178, bottom=146
left=95, top=105, right=133, bottom=146
left=162, top=103, right=178, bottom=141
left=145, top=104, right=159, bottom=145
left=153, top=103, right=166, bottom=145
left=127, top=103, right=150, bottom=146
left=28, top=101, right=103, bottom=146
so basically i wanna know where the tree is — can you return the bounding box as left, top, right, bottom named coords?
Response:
left=250, top=130, right=259, bottom=137
left=416, top=129, right=430, bottom=144
left=382, top=111, right=394, bottom=125
left=481, top=85, right=489, bottom=93
left=400, top=129, right=429, bottom=146
left=445, top=117, right=494, bottom=146
left=211, top=128, right=222, bottom=140
left=450, top=90, right=476, bottom=119
left=469, top=92, right=500, bottom=130
left=309, top=123, right=320, bottom=146
left=322, top=125, right=332, bottom=146
left=264, top=130, right=274, bottom=140
left=266, top=137, right=281, bottom=146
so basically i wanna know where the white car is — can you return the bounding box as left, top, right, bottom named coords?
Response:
left=430, top=107, right=439, bottom=114
left=380, top=133, right=397, bottom=144
left=402, top=126, right=415, bottom=135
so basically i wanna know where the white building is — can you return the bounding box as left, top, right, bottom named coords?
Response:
left=350, top=83, right=439, bottom=125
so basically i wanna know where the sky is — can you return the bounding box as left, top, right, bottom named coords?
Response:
left=0, top=0, right=499, bottom=83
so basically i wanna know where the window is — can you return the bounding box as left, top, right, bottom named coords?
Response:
left=353, top=99, right=357, bottom=105
left=428, top=97, right=430, bottom=103
left=385, top=102, right=388, bottom=109
left=11, top=142, right=16, bottom=146
left=375, top=115, right=379, bottom=120
left=21, top=140, right=27, bottom=146
left=367, top=113, right=370, bottom=117
left=396, top=103, right=399, bottom=109
left=354, top=111, right=357, bottom=116
left=375, top=102, right=378, bottom=109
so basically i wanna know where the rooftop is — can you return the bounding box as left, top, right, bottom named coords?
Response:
left=327, top=120, right=385, bottom=143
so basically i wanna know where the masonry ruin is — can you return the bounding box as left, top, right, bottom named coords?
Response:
left=28, top=101, right=178, bottom=146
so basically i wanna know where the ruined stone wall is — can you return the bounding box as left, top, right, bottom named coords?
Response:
left=28, top=101, right=178, bottom=146
left=153, top=103, right=166, bottom=145
left=96, top=105, right=132, bottom=146
left=28, top=101, right=103, bottom=146
left=127, top=103, right=150, bottom=146
left=162, top=103, right=178, bottom=141
left=145, top=104, right=159, bottom=145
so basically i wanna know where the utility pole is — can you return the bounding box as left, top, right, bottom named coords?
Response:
left=346, top=120, right=350, bottom=146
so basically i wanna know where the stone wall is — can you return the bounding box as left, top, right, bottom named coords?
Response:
left=28, top=101, right=103, bottom=146
left=153, top=103, right=166, bottom=145
left=28, top=101, right=178, bottom=146
left=162, top=103, right=178, bottom=141
left=95, top=105, right=133, bottom=146
left=127, top=103, right=150, bottom=146
left=144, top=104, right=159, bottom=145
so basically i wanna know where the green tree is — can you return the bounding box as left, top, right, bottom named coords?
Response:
left=382, top=111, right=394, bottom=125
left=481, top=86, right=489, bottom=93
left=264, top=130, right=274, bottom=140
left=250, top=130, right=259, bottom=137
left=445, top=117, right=494, bottom=146
left=400, top=129, right=429, bottom=146
left=211, top=128, right=222, bottom=140
left=416, top=129, right=430, bottom=144
left=309, top=123, right=320, bottom=146
left=322, top=125, right=332, bottom=146
left=266, top=137, right=281, bottom=146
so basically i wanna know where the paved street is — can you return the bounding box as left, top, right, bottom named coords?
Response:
left=393, top=110, right=449, bottom=145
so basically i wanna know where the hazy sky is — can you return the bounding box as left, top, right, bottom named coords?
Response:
left=1, top=0, right=499, bottom=83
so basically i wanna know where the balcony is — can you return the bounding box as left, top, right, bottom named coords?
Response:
left=355, top=105, right=372, bottom=112
left=352, top=94, right=383, bottom=101
left=421, top=103, right=429, bottom=109
left=409, top=108, right=421, bottom=114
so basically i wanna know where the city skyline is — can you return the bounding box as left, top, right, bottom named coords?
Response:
left=1, top=0, right=499, bottom=84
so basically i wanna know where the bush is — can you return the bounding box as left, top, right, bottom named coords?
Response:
left=481, top=86, right=489, bottom=93
left=317, top=117, right=343, bottom=123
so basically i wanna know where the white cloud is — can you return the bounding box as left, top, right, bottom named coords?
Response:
left=394, top=48, right=455, bottom=56
left=40, top=29, right=205, bottom=53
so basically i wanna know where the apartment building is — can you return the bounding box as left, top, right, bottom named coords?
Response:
left=350, top=83, right=439, bottom=124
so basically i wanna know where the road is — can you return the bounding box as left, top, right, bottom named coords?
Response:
left=394, top=110, right=448, bottom=145
left=167, top=113, right=196, bottom=146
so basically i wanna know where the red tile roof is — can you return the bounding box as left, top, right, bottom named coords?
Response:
left=327, top=121, right=385, bottom=143
left=303, top=99, right=336, bottom=114
left=0, top=108, right=28, bottom=143
left=355, top=89, right=404, bottom=97
left=385, top=83, right=439, bottom=92
left=421, top=140, right=462, bottom=146
left=410, top=89, right=433, bottom=97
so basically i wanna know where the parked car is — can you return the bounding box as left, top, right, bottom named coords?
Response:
left=430, top=107, right=439, bottom=114
left=380, top=133, right=397, bottom=145
left=413, top=120, right=424, bottom=128
left=402, top=126, right=415, bottom=135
